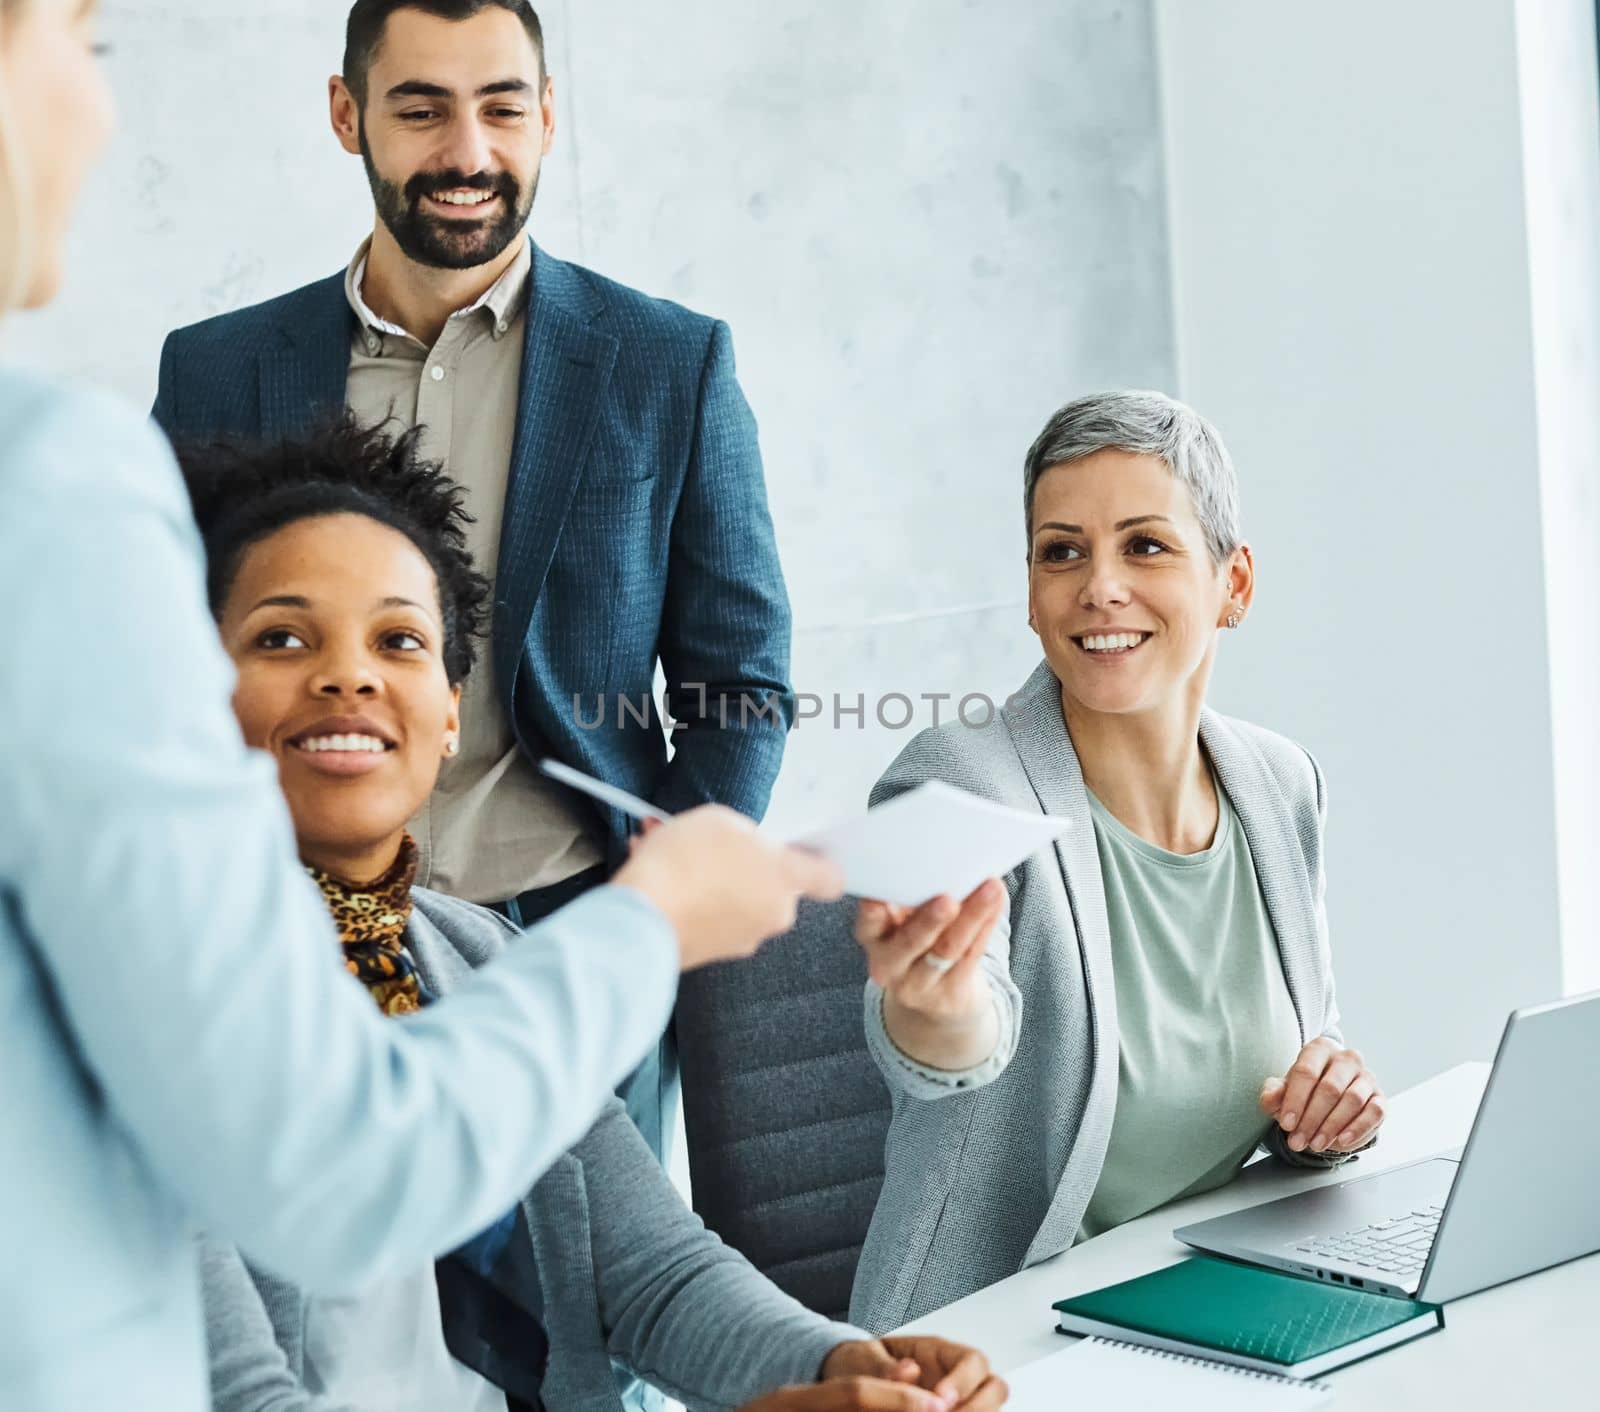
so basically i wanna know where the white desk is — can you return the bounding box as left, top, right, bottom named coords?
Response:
left=896, top=1063, right=1598, bottom=1409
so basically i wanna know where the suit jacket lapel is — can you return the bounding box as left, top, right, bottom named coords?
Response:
left=404, top=911, right=476, bottom=996
left=259, top=273, right=354, bottom=442
left=1200, top=711, right=1322, bottom=1043
left=405, top=912, right=550, bottom=1401
left=1000, top=661, right=1123, bottom=1265
left=492, top=244, right=621, bottom=706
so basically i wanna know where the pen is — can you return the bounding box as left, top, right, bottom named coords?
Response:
left=538, top=758, right=674, bottom=824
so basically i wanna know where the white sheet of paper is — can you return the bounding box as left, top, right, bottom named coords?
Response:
left=1004, top=1340, right=1332, bottom=1411
left=793, top=780, right=1070, bottom=906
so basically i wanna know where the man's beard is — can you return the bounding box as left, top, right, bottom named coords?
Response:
left=360, top=124, right=537, bottom=271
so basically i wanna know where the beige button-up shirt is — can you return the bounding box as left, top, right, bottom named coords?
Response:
left=344, top=238, right=605, bottom=904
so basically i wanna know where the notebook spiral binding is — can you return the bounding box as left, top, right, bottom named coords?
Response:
left=1086, top=1338, right=1334, bottom=1395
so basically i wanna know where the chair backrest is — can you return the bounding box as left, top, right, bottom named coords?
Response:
left=676, top=897, right=890, bottom=1321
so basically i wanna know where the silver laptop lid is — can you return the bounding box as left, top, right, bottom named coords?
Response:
left=1418, top=989, right=1600, bottom=1303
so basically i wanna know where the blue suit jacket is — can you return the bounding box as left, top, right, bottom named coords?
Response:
left=152, top=240, right=794, bottom=856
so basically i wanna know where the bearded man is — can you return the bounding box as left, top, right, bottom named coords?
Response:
left=152, top=0, right=795, bottom=1190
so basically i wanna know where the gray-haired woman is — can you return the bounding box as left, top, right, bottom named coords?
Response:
left=849, top=391, right=1386, bottom=1332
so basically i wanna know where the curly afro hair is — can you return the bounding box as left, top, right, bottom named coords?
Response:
left=177, top=417, right=491, bottom=685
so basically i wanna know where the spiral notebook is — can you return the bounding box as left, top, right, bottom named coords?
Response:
left=1052, top=1256, right=1440, bottom=1378
left=1007, top=1338, right=1333, bottom=1409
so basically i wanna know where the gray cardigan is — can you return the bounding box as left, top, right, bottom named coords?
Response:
left=850, top=661, right=1356, bottom=1333
left=201, top=888, right=864, bottom=1412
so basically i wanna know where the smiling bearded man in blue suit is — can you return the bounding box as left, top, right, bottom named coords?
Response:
left=152, top=0, right=793, bottom=1175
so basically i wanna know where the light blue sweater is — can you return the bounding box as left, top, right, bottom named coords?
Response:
left=0, top=371, right=681, bottom=1410
left=201, top=889, right=862, bottom=1412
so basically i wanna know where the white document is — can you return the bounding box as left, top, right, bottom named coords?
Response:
left=793, top=780, right=1070, bottom=906
left=1005, top=1339, right=1333, bottom=1411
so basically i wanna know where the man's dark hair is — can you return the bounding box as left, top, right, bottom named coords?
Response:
left=178, top=418, right=491, bottom=686
left=344, top=0, right=546, bottom=107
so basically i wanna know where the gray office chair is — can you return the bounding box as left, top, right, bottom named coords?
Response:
left=677, top=896, right=890, bottom=1321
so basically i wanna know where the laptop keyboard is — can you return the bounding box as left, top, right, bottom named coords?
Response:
left=1295, top=1203, right=1444, bottom=1279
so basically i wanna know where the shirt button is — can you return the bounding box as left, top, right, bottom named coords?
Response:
left=430, top=365, right=446, bottom=382
left=365, top=335, right=380, bottom=354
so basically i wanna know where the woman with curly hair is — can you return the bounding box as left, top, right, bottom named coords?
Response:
left=180, top=418, right=1002, bottom=1412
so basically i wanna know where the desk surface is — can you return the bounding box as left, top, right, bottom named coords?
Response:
left=896, top=1063, right=1598, bottom=1409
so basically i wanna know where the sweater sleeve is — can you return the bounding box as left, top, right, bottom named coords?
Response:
left=199, top=1238, right=352, bottom=1412
left=857, top=743, right=1024, bottom=1100
left=575, top=1102, right=865, bottom=1412
left=863, top=909, right=1022, bottom=1099
left=1262, top=749, right=1373, bottom=1171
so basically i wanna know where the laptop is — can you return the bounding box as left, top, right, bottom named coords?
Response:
left=1175, top=990, right=1600, bottom=1304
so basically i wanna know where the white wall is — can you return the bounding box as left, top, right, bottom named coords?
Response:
left=16, top=2, right=383, bottom=391
left=548, top=1, right=1178, bottom=835
left=1155, top=0, right=1595, bottom=1090
left=1513, top=0, right=1600, bottom=997
left=19, top=0, right=1176, bottom=838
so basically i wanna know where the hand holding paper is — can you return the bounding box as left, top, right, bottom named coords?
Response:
left=610, top=806, right=843, bottom=970
left=539, top=764, right=1068, bottom=1023
left=856, top=881, right=1008, bottom=1071
left=542, top=762, right=1069, bottom=909
left=795, top=781, right=1070, bottom=906
left=823, top=782, right=1067, bottom=1074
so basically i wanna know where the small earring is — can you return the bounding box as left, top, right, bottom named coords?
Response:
left=444, top=736, right=460, bottom=757
left=1226, top=610, right=1243, bottom=630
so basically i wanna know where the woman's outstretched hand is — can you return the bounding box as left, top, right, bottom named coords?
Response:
left=614, top=806, right=843, bottom=971
left=855, top=881, right=1006, bottom=1070
left=1260, top=1037, right=1386, bottom=1155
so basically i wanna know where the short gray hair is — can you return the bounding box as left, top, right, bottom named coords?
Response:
left=1023, top=390, right=1241, bottom=564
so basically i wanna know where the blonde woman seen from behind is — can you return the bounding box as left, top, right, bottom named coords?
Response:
left=0, top=4, right=840, bottom=1408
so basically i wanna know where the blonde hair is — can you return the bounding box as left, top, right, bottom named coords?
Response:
left=0, top=0, right=35, bottom=318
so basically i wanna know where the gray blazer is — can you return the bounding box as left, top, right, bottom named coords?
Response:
left=850, top=661, right=1354, bottom=1333
left=201, top=889, right=861, bottom=1412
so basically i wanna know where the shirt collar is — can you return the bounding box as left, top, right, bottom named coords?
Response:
left=344, top=236, right=533, bottom=346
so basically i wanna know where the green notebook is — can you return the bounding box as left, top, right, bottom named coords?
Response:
left=1053, top=1257, right=1443, bottom=1380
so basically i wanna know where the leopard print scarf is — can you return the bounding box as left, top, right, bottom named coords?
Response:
left=310, top=834, right=523, bottom=1274
left=307, top=835, right=430, bottom=1016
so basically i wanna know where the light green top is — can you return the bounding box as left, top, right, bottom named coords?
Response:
left=1078, top=778, right=1302, bottom=1241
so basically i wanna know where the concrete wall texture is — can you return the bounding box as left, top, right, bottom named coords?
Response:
left=1156, top=0, right=1598, bottom=1088
left=17, top=3, right=1594, bottom=1104
left=1514, top=0, right=1600, bottom=998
